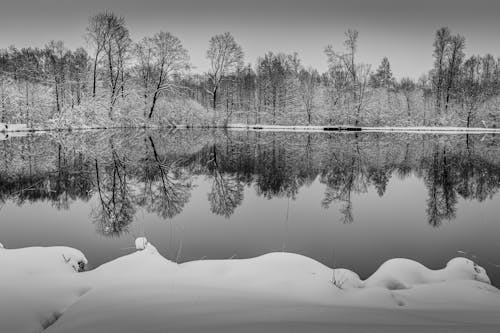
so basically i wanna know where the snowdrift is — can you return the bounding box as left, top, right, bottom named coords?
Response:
left=1, top=238, right=499, bottom=333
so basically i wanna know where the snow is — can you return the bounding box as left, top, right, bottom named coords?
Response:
left=229, top=123, right=346, bottom=132
left=228, top=124, right=500, bottom=134
left=0, top=131, right=30, bottom=140
left=0, top=244, right=89, bottom=332
left=1, top=238, right=500, bottom=333
left=134, top=237, right=149, bottom=250
left=3, top=122, right=500, bottom=135
left=362, top=126, right=500, bottom=134
left=362, top=257, right=491, bottom=290
left=0, top=123, right=28, bottom=132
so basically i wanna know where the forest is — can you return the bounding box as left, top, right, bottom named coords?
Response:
left=1, top=13, right=500, bottom=129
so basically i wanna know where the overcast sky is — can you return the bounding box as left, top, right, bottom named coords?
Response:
left=0, top=0, right=499, bottom=78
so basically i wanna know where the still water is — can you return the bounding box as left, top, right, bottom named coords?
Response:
left=1, top=129, right=499, bottom=285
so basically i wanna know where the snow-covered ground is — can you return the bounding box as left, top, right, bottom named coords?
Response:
left=1, top=238, right=500, bottom=333
left=362, top=126, right=500, bottom=134
left=0, top=123, right=28, bottom=132
left=3, top=122, right=500, bottom=135
left=0, top=131, right=29, bottom=140
left=228, top=123, right=500, bottom=134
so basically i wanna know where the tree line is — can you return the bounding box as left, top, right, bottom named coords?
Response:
left=1, top=12, right=499, bottom=128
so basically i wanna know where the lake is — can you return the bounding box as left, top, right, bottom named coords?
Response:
left=1, top=129, right=499, bottom=286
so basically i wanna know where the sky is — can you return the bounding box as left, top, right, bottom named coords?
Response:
left=0, top=0, right=499, bottom=78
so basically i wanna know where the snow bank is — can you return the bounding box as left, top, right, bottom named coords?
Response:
left=362, top=126, right=500, bottom=134
left=0, top=123, right=28, bottom=132
left=3, top=122, right=499, bottom=136
left=228, top=124, right=348, bottom=133
left=2, top=238, right=500, bottom=333
left=227, top=124, right=500, bottom=134
left=362, top=257, right=491, bottom=290
left=0, top=244, right=89, bottom=333
left=0, top=245, right=87, bottom=275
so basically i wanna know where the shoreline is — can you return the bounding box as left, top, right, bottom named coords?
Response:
left=2, top=123, right=500, bottom=135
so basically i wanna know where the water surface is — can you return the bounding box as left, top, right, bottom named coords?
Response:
left=1, top=129, right=499, bottom=285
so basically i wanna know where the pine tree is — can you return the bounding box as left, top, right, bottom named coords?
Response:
left=370, top=57, right=394, bottom=88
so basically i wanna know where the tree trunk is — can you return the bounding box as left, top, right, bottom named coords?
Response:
left=55, top=82, right=60, bottom=114
left=406, top=95, right=411, bottom=118
left=148, top=91, right=159, bottom=119
left=121, top=69, right=125, bottom=99
left=212, top=87, right=218, bottom=126
left=212, top=87, right=217, bottom=110
left=92, top=52, right=99, bottom=98
left=76, top=79, right=81, bottom=105
left=444, top=47, right=459, bottom=112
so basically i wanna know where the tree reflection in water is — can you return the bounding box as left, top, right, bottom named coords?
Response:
left=1, top=130, right=499, bottom=235
left=92, top=139, right=135, bottom=237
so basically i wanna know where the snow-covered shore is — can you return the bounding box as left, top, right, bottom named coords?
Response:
left=228, top=123, right=500, bottom=134
left=3, top=122, right=500, bottom=135
left=1, top=239, right=500, bottom=333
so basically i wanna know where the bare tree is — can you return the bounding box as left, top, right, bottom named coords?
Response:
left=44, top=41, right=68, bottom=114
left=106, top=16, right=131, bottom=117
left=343, top=29, right=359, bottom=91
left=135, top=32, right=190, bottom=119
left=444, top=35, right=465, bottom=111
left=206, top=32, right=244, bottom=118
left=398, top=77, right=416, bottom=118
left=134, top=39, right=154, bottom=109
left=256, top=52, right=302, bottom=125
left=325, top=29, right=371, bottom=125
left=87, top=12, right=131, bottom=118
left=299, top=68, right=319, bottom=125
left=353, top=64, right=371, bottom=125
left=67, top=47, right=90, bottom=107
left=460, top=56, right=487, bottom=127
left=86, top=12, right=110, bottom=98
left=432, top=27, right=451, bottom=114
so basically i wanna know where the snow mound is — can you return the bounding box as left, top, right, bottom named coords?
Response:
left=1, top=245, right=88, bottom=274
left=135, top=237, right=148, bottom=250
left=2, top=240, right=500, bottom=333
left=133, top=237, right=158, bottom=255
left=0, top=243, right=90, bottom=333
left=331, top=268, right=364, bottom=289
left=362, top=257, right=491, bottom=290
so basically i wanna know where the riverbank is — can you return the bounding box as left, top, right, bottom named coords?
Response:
left=3, top=122, right=500, bottom=135
left=1, top=239, right=499, bottom=333
left=227, top=124, right=500, bottom=134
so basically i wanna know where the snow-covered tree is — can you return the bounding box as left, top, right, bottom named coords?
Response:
left=370, top=57, right=395, bottom=89
left=206, top=32, right=244, bottom=114
left=134, top=31, right=190, bottom=119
